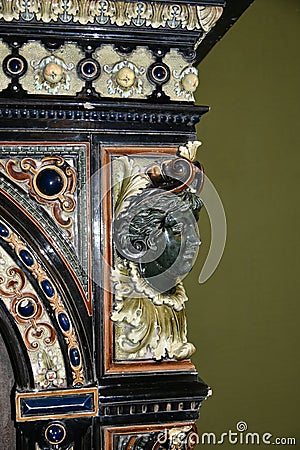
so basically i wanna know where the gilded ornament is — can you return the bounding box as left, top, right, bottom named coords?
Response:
left=198, top=5, right=223, bottom=32
left=42, top=61, right=64, bottom=83
left=181, top=72, right=199, bottom=92
left=0, top=40, right=10, bottom=92
left=95, top=45, right=154, bottom=99
left=174, top=66, right=199, bottom=101
left=0, top=222, right=85, bottom=386
left=0, top=246, right=67, bottom=388
left=31, top=55, right=73, bottom=94
left=19, top=41, right=84, bottom=96
left=162, top=49, right=199, bottom=102
left=178, top=141, right=202, bottom=162
left=104, top=61, right=143, bottom=97
left=115, top=66, right=136, bottom=88
left=37, top=349, right=66, bottom=389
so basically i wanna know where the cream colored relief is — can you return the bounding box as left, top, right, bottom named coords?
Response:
left=112, top=258, right=195, bottom=361
left=0, top=248, right=67, bottom=389
left=93, top=45, right=154, bottom=99
left=29, top=0, right=64, bottom=22
left=111, top=156, right=196, bottom=362
left=0, top=0, right=223, bottom=31
left=0, top=40, right=10, bottom=91
left=196, top=5, right=223, bottom=48
left=198, top=6, right=223, bottom=33
left=163, top=49, right=199, bottom=101
left=19, top=42, right=84, bottom=96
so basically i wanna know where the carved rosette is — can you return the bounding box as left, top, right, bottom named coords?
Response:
left=19, top=41, right=84, bottom=96
left=94, top=45, right=154, bottom=99
left=0, top=155, right=77, bottom=238
left=163, top=50, right=200, bottom=102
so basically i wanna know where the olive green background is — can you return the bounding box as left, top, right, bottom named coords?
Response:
left=185, top=0, right=300, bottom=448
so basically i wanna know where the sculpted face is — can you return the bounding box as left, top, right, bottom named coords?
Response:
left=139, top=207, right=201, bottom=293
left=114, top=190, right=202, bottom=294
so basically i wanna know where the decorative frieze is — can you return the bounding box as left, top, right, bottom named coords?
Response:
left=0, top=39, right=200, bottom=101
left=0, top=0, right=223, bottom=32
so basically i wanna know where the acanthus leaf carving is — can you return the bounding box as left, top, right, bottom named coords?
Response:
left=111, top=153, right=204, bottom=362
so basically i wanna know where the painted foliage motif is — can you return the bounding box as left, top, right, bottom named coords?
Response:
left=111, top=145, right=203, bottom=362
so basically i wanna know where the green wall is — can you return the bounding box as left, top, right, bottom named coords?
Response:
left=185, top=0, right=300, bottom=447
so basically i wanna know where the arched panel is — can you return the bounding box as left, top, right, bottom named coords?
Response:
left=0, top=191, right=94, bottom=390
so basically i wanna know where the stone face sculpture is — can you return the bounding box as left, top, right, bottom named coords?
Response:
left=112, top=154, right=204, bottom=361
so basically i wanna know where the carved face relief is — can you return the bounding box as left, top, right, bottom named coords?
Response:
left=115, top=190, right=202, bottom=293
left=138, top=208, right=200, bottom=293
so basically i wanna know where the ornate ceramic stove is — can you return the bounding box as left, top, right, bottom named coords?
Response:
left=0, top=0, right=253, bottom=448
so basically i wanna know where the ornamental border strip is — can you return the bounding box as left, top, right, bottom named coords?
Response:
left=0, top=0, right=223, bottom=32
left=0, top=107, right=202, bottom=126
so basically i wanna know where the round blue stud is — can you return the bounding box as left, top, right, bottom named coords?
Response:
left=19, top=249, right=34, bottom=267
left=82, top=62, right=96, bottom=76
left=35, top=168, right=64, bottom=197
left=45, top=423, right=66, bottom=444
left=16, top=298, right=36, bottom=319
left=7, top=57, right=24, bottom=75
left=152, top=65, right=167, bottom=81
left=79, top=59, right=100, bottom=81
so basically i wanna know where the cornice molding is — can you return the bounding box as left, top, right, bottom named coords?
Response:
left=0, top=0, right=223, bottom=32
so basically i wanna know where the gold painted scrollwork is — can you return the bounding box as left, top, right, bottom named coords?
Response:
left=1, top=155, right=76, bottom=237
left=0, top=224, right=85, bottom=386
left=0, top=265, right=26, bottom=297
left=0, top=265, right=57, bottom=352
